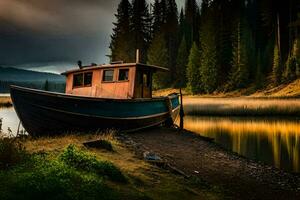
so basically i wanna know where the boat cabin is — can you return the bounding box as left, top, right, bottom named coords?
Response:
left=61, top=62, right=168, bottom=99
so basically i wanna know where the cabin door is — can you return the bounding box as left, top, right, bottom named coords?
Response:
left=135, top=70, right=151, bottom=98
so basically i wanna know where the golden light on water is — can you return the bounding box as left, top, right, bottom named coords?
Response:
left=183, top=97, right=300, bottom=116
left=182, top=116, right=300, bottom=172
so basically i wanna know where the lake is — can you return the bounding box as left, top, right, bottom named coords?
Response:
left=178, top=97, right=300, bottom=173
left=1, top=97, right=300, bottom=173
left=0, top=107, right=24, bottom=136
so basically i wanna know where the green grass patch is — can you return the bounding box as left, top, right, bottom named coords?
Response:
left=0, top=156, right=118, bottom=200
left=60, top=145, right=126, bottom=182
left=0, top=142, right=131, bottom=200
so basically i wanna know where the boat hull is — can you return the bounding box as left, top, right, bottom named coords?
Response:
left=10, top=86, right=180, bottom=136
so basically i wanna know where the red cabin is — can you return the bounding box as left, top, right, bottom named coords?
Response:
left=62, top=62, right=168, bottom=99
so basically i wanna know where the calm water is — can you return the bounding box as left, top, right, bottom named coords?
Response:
left=0, top=108, right=24, bottom=136
left=1, top=97, right=300, bottom=173
left=182, top=116, right=300, bottom=173
left=180, top=97, right=300, bottom=173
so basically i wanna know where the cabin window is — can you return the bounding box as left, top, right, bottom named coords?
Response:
left=118, top=69, right=129, bottom=81
left=103, top=70, right=114, bottom=82
left=84, top=72, right=93, bottom=86
left=73, top=72, right=93, bottom=88
left=73, top=73, right=83, bottom=87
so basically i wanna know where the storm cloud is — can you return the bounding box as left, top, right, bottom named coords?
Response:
left=0, top=0, right=185, bottom=68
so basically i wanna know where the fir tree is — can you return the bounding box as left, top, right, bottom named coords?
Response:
left=284, top=39, right=298, bottom=81
left=199, top=11, right=218, bottom=93
left=178, top=8, right=185, bottom=45
left=285, top=55, right=297, bottom=81
left=255, top=50, right=264, bottom=89
left=184, top=0, right=200, bottom=50
left=160, top=0, right=168, bottom=26
left=187, top=42, right=202, bottom=94
left=295, top=38, right=300, bottom=76
left=44, top=80, right=49, bottom=91
left=272, top=43, right=282, bottom=85
left=165, top=0, right=179, bottom=82
left=110, top=0, right=132, bottom=62
left=175, top=37, right=188, bottom=88
left=227, top=20, right=249, bottom=90
left=131, top=0, right=151, bottom=62
left=147, top=33, right=169, bottom=89
left=152, top=0, right=161, bottom=36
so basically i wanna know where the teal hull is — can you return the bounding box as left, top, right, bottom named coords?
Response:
left=10, top=85, right=180, bottom=136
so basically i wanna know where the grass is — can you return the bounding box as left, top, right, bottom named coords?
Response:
left=60, top=144, right=126, bottom=182
left=0, top=137, right=28, bottom=169
left=0, top=97, right=12, bottom=108
left=0, top=155, right=120, bottom=200
left=84, top=139, right=114, bottom=151
left=184, top=97, right=300, bottom=117
left=0, top=132, right=223, bottom=200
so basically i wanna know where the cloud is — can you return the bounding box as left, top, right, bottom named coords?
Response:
left=0, top=0, right=190, bottom=66
left=0, top=0, right=119, bottom=36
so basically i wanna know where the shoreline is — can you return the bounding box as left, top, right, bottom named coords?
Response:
left=153, top=79, right=300, bottom=98
left=121, top=127, right=300, bottom=200
left=0, top=96, right=12, bottom=108
left=1, top=127, right=299, bottom=199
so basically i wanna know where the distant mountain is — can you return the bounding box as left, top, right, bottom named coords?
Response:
left=0, top=67, right=65, bottom=82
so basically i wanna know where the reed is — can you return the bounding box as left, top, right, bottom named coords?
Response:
left=184, top=97, right=300, bottom=116
left=0, top=137, right=28, bottom=169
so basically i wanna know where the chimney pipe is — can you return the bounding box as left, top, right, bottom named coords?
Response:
left=77, top=60, right=82, bottom=69
left=136, top=49, right=140, bottom=63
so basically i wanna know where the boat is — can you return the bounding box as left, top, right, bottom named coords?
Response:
left=10, top=52, right=180, bottom=136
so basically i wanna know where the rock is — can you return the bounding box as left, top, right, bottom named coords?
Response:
left=143, top=151, right=161, bottom=161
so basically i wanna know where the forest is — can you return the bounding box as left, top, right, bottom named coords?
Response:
left=110, top=0, right=300, bottom=94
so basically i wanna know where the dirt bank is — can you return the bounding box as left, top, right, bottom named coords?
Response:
left=121, top=127, right=300, bottom=200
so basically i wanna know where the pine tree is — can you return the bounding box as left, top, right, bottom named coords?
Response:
left=110, top=0, right=132, bottom=62
left=227, top=20, right=249, bottom=90
left=131, top=0, right=151, bottom=62
left=178, top=8, right=185, bottom=44
left=160, top=0, right=168, bottom=26
left=174, top=37, right=188, bottom=88
left=147, top=33, right=169, bottom=89
left=152, top=0, right=161, bottom=36
left=184, top=0, right=200, bottom=50
left=295, top=38, right=300, bottom=76
left=213, top=0, right=234, bottom=86
left=272, top=43, right=282, bottom=85
left=285, top=55, right=297, bottom=81
left=165, top=0, right=179, bottom=83
left=285, top=39, right=298, bottom=81
left=187, top=42, right=202, bottom=94
left=44, top=80, right=49, bottom=91
left=255, top=50, right=264, bottom=89
left=199, top=12, right=218, bottom=93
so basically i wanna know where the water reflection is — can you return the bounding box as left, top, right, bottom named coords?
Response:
left=0, top=107, right=23, bottom=136
left=182, top=116, right=300, bottom=173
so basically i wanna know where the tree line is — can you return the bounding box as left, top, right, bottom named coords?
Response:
left=110, top=0, right=300, bottom=93
left=0, top=80, right=65, bottom=93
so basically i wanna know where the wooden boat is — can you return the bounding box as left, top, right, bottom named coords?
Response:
left=10, top=53, right=180, bottom=136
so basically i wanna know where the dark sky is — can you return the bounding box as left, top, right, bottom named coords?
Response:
left=0, top=0, right=186, bottom=70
